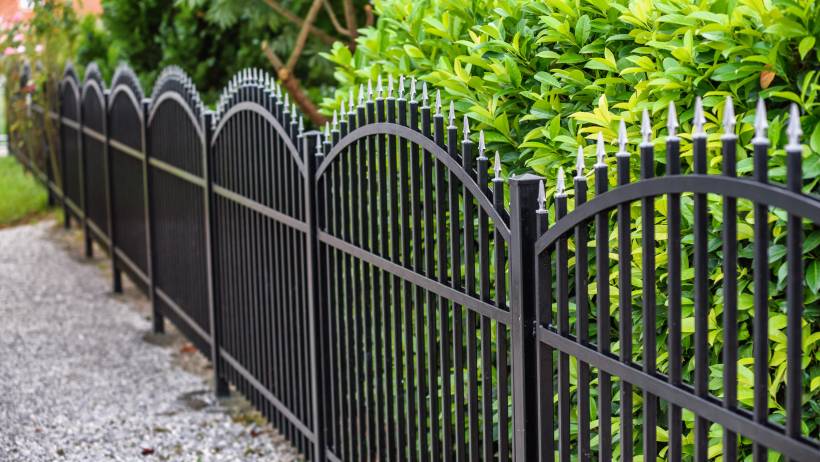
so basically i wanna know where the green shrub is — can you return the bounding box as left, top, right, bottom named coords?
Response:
left=321, top=0, right=820, bottom=459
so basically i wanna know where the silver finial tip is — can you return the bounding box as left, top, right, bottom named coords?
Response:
left=332, top=110, right=338, bottom=129
left=358, top=84, right=365, bottom=105
left=557, top=167, right=566, bottom=195
left=723, top=96, right=735, bottom=134
left=387, top=75, right=394, bottom=97
left=667, top=101, right=678, bottom=136
left=449, top=101, right=455, bottom=125
left=463, top=115, right=469, bottom=140
left=367, top=79, right=373, bottom=99
left=422, top=82, right=428, bottom=106
left=298, top=116, right=304, bottom=133
left=494, top=151, right=502, bottom=179
left=398, top=75, right=405, bottom=98
left=435, top=90, right=442, bottom=115
left=377, top=75, right=383, bottom=97
left=754, top=97, right=768, bottom=137
left=641, top=109, right=652, bottom=143
left=478, top=130, right=486, bottom=157
left=537, top=180, right=546, bottom=211
left=410, top=77, right=416, bottom=99
left=693, top=96, right=706, bottom=135
left=596, top=132, right=606, bottom=166
left=324, top=121, right=330, bottom=139
left=576, top=145, right=585, bottom=177
left=787, top=103, right=802, bottom=147
left=617, top=120, right=628, bottom=154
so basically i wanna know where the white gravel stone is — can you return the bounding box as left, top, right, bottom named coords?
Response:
left=0, top=222, right=300, bottom=461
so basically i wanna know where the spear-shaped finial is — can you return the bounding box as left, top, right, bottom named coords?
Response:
left=324, top=121, right=331, bottom=142
left=298, top=116, right=304, bottom=133
left=284, top=92, right=290, bottom=108
left=410, top=76, right=416, bottom=99
left=339, top=98, right=346, bottom=117
left=787, top=103, right=802, bottom=149
left=388, top=75, right=394, bottom=98
left=332, top=110, right=338, bottom=130
left=349, top=88, right=355, bottom=112
left=693, top=96, right=706, bottom=135
left=595, top=131, right=606, bottom=167
left=723, top=96, right=736, bottom=135
left=478, top=130, right=486, bottom=158
left=377, top=75, right=383, bottom=97
left=367, top=79, right=374, bottom=101
left=754, top=97, right=768, bottom=140
left=448, top=100, right=455, bottom=127
left=576, top=145, right=585, bottom=177
left=494, top=151, right=502, bottom=180
left=557, top=167, right=566, bottom=195
left=315, top=132, right=322, bottom=153
left=463, top=115, right=470, bottom=141
left=641, top=109, right=652, bottom=144
left=435, top=90, right=442, bottom=115
left=398, top=75, right=405, bottom=99
left=422, top=82, right=428, bottom=106
left=358, top=84, right=365, bottom=106
left=291, top=103, right=296, bottom=115
left=667, top=101, right=679, bottom=137
left=617, top=120, right=629, bottom=156
left=537, top=179, right=546, bottom=212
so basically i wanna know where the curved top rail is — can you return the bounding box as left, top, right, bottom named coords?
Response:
left=211, top=101, right=304, bottom=175
left=62, top=61, right=79, bottom=84
left=149, top=65, right=204, bottom=119
left=147, top=91, right=205, bottom=139
left=534, top=175, right=820, bottom=254
left=111, top=63, right=144, bottom=102
left=82, top=62, right=105, bottom=90
left=317, top=122, right=511, bottom=240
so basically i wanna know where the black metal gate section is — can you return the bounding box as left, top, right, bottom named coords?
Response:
left=529, top=100, right=820, bottom=462
left=80, top=64, right=110, bottom=254
left=146, top=67, right=212, bottom=355
left=59, top=64, right=83, bottom=223
left=315, top=81, right=513, bottom=462
left=209, top=70, right=315, bottom=457
left=108, top=64, right=150, bottom=293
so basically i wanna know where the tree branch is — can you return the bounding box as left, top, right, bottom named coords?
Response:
left=364, top=3, right=375, bottom=27
left=262, top=0, right=338, bottom=45
left=342, top=0, right=358, bottom=40
left=285, top=0, right=326, bottom=71
left=323, top=0, right=351, bottom=37
left=262, top=41, right=328, bottom=126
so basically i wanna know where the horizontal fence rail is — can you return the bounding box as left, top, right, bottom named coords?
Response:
left=6, top=60, right=820, bottom=461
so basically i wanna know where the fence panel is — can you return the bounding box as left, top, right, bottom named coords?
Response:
left=80, top=64, right=109, bottom=250
left=531, top=100, right=820, bottom=462
left=108, top=65, right=149, bottom=290
left=209, top=70, right=315, bottom=458
left=147, top=67, right=211, bottom=355
left=59, top=65, right=82, bottom=221
left=314, top=80, right=513, bottom=462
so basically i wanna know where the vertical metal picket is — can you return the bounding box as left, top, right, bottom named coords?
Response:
left=143, top=99, right=164, bottom=334
left=103, top=89, right=122, bottom=293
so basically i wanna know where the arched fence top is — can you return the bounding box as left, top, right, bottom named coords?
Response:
left=211, top=101, right=305, bottom=175
left=316, top=122, right=512, bottom=241
left=111, top=63, right=144, bottom=103
left=533, top=175, right=820, bottom=254
left=62, top=61, right=79, bottom=84
left=82, top=62, right=105, bottom=91
left=149, top=65, right=204, bottom=121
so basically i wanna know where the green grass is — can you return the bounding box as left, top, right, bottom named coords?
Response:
left=0, top=155, right=48, bottom=226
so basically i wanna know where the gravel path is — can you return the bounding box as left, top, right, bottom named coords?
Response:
left=0, top=221, right=300, bottom=461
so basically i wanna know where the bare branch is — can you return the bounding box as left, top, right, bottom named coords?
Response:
left=323, top=0, right=352, bottom=37
left=342, top=0, right=358, bottom=41
left=262, top=41, right=328, bottom=126
left=364, top=3, right=375, bottom=27
left=286, top=0, right=326, bottom=71
left=261, top=0, right=337, bottom=45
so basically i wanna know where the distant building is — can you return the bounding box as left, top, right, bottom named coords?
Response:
left=0, top=0, right=102, bottom=21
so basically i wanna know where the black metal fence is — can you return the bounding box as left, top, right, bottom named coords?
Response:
left=8, top=61, right=820, bottom=462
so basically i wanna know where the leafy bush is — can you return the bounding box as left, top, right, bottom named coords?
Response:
left=321, top=0, right=820, bottom=459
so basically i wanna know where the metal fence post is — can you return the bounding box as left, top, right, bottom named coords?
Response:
left=79, top=87, right=92, bottom=258
left=58, top=80, right=71, bottom=230
left=509, top=173, right=543, bottom=462
left=143, top=98, right=164, bottom=334
left=202, top=110, right=228, bottom=397
left=303, top=130, right=327, bottom=461
left=103, top=89, right=121, bottom=293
